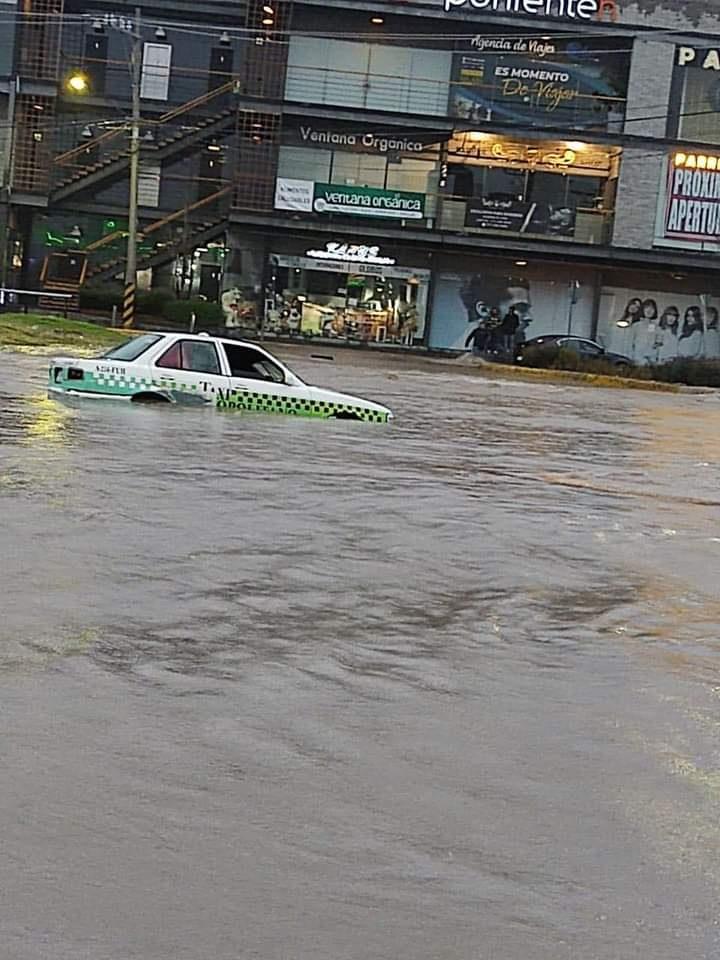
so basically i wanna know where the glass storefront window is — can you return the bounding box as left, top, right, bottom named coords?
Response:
left=677, top=69, right=720, bottom=144
left=528, top=173, right=603, bottom=209
left=331, top=152, right=386, bottom=189
left=277, top=145, right=331, bottom=183
left=264, top=254, right=430, bottom=346
left=440, top=135, right=616, bottom=243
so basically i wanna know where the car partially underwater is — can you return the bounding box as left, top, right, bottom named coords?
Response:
left=48, top=332, right=393, bottom=423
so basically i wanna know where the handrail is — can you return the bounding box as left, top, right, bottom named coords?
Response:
left=55, top=127, right=125, bottom=166
left=142, top=186, right=232, bottom=236
left=55, top=80, right=237, bottom=166
left=83, top=229, right=126, bottom=252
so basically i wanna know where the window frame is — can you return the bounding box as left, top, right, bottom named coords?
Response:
left=140, top=42, right=172, bottom=101
left=102, top=333, right=163, bottom=361
left=221, top=342, right=288, bottom=384
left=154, top=338, right=222, bottom=375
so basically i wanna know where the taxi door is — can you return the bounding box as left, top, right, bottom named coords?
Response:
left=217, top=341, right=311, bottom=415
left=152, top=337, right=230, bottom=404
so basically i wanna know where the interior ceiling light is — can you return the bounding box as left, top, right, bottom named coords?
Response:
left=262, top=17, right=274, bottom=24
left=371, top=16, right=384, bottom=23
left=262, top=4, right=274, bottom=12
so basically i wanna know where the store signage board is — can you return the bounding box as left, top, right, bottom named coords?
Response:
left=466, top=199, right=538, bottom=231
left=274, top=178, right=426, bottom=221
left=465, top=197, right=577, bottom=235
left=274, top=178, right=314, bottom=212
left=442, top=0, right=615, bottom=20
left=664, top=155, right=720, bottom=243
left=676, top=46, right=720, bottom=70
left=273, top=253, right=431, bottom=281
left=296, top=126, right=429, bottom=155
left=313, top=184, right=426, bottom=220
left=305, top=243, right=397, bottom=265
left=449, top=35, right=629, bottom=129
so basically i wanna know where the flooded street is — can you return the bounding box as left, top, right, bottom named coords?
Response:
left=3, top=346, right=720, bottom=960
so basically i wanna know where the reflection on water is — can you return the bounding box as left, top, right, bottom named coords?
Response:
left=20, top=392, right=73, bottom=446
left=2, top=351, right=720, bottom=960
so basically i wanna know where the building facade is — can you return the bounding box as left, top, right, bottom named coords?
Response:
left=3, top=0, right=720, bottom=361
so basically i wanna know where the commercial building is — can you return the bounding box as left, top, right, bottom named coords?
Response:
left=2, top=0, right=720, bottom=361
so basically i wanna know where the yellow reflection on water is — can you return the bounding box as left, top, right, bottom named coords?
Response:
left=20, top=393, right=73, bottom=447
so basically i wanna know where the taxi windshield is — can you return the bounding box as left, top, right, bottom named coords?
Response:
left=101, top=334, right=164, bottom=361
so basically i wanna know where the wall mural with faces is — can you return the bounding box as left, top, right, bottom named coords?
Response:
left=597, top=289, right=720, bottom=363
left=429, top=268, right=594, bottom=351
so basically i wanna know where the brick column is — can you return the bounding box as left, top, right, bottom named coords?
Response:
left=612, top=39, right=675, bottom=250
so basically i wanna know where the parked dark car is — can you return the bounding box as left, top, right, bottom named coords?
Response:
left=515, top=335, right=634, bottom=369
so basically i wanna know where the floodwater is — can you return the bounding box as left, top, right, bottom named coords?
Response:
left=2, top=346, right=720, bottom=960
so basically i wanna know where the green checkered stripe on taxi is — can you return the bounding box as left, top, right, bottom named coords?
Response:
left=53, top=371, right=186, bottom=397
left=216, top=389, right=389, bottom=423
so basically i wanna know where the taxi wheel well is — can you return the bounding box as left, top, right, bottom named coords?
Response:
left=131, top=392, right=171, bottom=404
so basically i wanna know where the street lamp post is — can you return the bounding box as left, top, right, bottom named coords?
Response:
left=122, top=6, right=142, bottom=328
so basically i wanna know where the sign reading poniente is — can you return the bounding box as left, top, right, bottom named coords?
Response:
left=443, top=0, right=617, bottom=20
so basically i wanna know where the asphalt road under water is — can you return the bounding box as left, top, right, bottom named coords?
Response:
left=2, top=347, right=720, bottom=960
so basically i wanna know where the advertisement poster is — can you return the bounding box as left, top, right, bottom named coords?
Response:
left=274, top=178, right=314, bottom=212
left=449, top=36, right=629, bottom=130
left=597, top=289, right=720, bottom=363
left=464, top=198, right=576, bottom=235
left=663, top=159, right=720, bottom=244
left=428, top=269, right=594, bottom=351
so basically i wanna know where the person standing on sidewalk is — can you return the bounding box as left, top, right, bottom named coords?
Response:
left=465, top=320, right=488, bottom=356
left=500, top=306, right=520, bottom=358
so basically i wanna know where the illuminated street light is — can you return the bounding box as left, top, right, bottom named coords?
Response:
left=66, top=71, right=90, bottom=94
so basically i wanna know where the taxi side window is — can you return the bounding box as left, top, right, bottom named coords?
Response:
left=155, top=340, right=220, bottom=375
left=182, top=341, right=221, bottom=374
left=223, top=343, right=284, bottom=383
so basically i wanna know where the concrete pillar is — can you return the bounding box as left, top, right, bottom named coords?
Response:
left=612, top=39, right=675, bottom=250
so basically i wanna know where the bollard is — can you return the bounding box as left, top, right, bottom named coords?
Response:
left=189, top=312, right=196, bottom=333
left=111, top=305, right=118, bottom=327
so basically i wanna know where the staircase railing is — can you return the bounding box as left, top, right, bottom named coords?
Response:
left=142, top=186, right=232, bottom=237
left=55, top=80, right=237, bottom=167
left=83, top=229, right=127, bottom=252
left=86, top=186, right=232, bottom=278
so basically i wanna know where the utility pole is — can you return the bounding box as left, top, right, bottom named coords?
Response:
left=0, top=76, right=19, bottom=304
left=122, top=6, right=142, bottom=328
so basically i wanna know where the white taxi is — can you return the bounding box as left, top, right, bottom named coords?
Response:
left=48, top=332, right=393, bottom=423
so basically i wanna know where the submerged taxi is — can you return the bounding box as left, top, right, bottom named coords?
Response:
left=48, top=332, right=393, bottom=423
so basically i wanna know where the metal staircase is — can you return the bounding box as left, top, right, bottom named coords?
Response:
left=85, top=187, right=231, bottom=283
left=51, top=83, right=238, bottom=203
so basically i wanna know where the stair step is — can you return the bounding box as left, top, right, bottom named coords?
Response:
left=38, top=293, right=79, bottom=311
